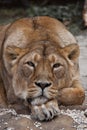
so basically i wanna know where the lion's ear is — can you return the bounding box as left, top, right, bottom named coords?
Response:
left=63, top=43, right=80, bottom=60
left=0, top=24, right=10, bottom=59
left=6, top=46, right=28, bottom=61
left=6, top=46, right=20, bottom=61
left=62, top=43, right=80, bottom=65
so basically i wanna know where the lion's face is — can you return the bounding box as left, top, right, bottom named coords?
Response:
left=4, top=43, right=69, bottom=106
left=2, top=17, right=79, bottom=107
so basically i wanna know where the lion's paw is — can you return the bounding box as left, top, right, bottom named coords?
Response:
left=31, top=100, right=60, bottom=121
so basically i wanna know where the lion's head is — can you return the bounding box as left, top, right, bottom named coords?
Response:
left=0, top=16, right=79, bottom=111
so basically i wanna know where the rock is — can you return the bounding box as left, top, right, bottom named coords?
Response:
left=84, top=109, right=87, bottom=117
left=84, top=112, right=87, bottom=117
left=0, top=109, right=76, bottom=130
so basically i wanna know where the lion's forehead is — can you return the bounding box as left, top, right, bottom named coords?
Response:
left=4, top=17, right=76, bottom=49
left=28, top=43, right=59, bottom=57
left=24, top=47, right=64, bottom=65
left=5, top=26, right=60, bottom=55
left=4, top=29, right=28, bottom=48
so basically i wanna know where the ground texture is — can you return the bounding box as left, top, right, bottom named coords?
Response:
left=0, top=32, right=87, bottom=130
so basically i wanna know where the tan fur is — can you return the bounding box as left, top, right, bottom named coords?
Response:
left=0, top=16, right=85, bottom=121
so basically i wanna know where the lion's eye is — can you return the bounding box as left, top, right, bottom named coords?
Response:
left=26, top=61, right=35, bottom=68
left=53, top=63, right=61, bottom=68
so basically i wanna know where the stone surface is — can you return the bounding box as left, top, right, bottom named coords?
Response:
left=0, top=108, right=87, bottom=130
left=0, top=109, right=77, bottom=130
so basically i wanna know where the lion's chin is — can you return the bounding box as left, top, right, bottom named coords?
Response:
left=31, top=96, right=48, bottom=106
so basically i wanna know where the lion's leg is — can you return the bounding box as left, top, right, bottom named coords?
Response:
left=31, top=99, right=60, bottom=121
left=58, top=80, right=85, bottom=106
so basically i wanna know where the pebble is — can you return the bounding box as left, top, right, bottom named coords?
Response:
left=6, top=127, right=15, bottom=130
left=19, top=114, right=31, bottom=120
left=84, top=110, right=87, bottom=117
left=4, top=122, right=8, bottom=125
left=0, top=108, right=17, bottom=116
left=34, top=121, right=42, bottom=129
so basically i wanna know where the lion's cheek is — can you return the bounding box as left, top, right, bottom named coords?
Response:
left=22, top=66, right=33, bottom=78
left=12, top=76, right=42, bottom=100
left=27, top=86, right=42, bottom=98
left=12, top=77, right=28, bottom=99
left=44, top=87, right=58, bottom=99
left=54, top=68, right=65, bottom=79
left=13, top=86, right=28, bottom=100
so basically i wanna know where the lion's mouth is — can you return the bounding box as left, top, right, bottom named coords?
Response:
left=27, top=96, right=48, bottom=106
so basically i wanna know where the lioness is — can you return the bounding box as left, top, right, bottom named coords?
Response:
left=0, top=16, right=85, bottom=121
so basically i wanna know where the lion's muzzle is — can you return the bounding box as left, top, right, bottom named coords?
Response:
left=35, top=81, right=52, bottom=91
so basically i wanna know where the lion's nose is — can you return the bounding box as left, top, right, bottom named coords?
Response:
left=35, top=81, right=51, bottom=90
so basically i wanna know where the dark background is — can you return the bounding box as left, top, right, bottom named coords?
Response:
left=0, top=0, right=85, bottom=35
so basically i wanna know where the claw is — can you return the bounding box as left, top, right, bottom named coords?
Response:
left=31, top=100, right=60, bottom=121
